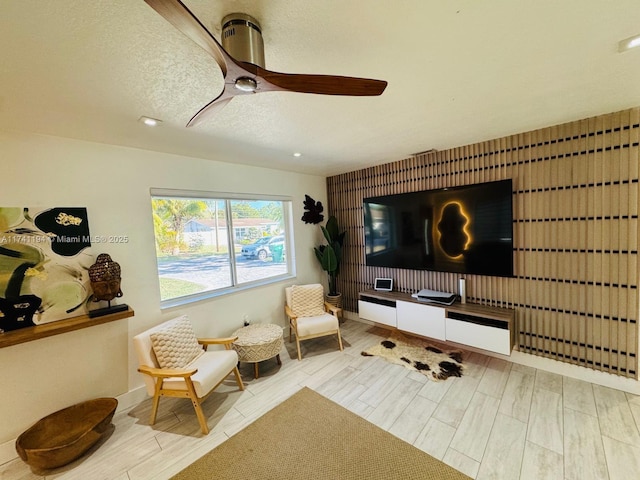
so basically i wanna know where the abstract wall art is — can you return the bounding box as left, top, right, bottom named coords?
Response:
left=0, top=207, right=93, bottom=332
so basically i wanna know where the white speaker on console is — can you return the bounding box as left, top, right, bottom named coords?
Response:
left=459, top=278, right=466, bottom=304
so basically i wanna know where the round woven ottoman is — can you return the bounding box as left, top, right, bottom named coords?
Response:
left=232, top=323, right=284, bottom=379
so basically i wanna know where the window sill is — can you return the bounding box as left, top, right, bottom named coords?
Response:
left=160, top=274, right=296, bottom=310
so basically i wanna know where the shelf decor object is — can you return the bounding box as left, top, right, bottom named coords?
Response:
left=88, top=253, right=128, bottom=318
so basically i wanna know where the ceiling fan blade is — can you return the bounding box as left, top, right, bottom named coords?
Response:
left=143, top=0, right=227, bottom=76
left=257, top=68, right=388, bottom=96
left=187, top=94, right=234, bottom=127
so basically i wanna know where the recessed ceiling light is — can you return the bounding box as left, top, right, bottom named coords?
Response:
left=293, top=152, right=302, bottom=157
left=618, top=34, right=640, bottom=53
left=139, top=116, right=162, bottom=126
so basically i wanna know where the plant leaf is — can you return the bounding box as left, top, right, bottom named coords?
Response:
left=325, top=216, right=339, bottom=240
left=321, top=245, right=338, bottom=272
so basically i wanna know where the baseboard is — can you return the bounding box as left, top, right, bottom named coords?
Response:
left=509, top=350, right=640, bottom=395
left=115, top=385, right=149, bottom=413
left=347, top=313, right=640, bottom=395
left=0, top=385, right=149, bottom=467
left=343, top=309, right=364, bottom=322
left=0, top=440, right=17, bottom=467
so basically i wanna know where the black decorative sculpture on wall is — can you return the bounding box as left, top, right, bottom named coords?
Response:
left=301, top=195, right=324, bottom=224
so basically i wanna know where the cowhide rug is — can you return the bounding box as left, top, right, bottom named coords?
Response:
left=361, top=331, right=464, bottom=381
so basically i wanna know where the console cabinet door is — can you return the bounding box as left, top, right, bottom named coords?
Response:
left=358, top=300, right=397, bottom=327
left=396, top=301, right=446, bottom=340
left=445, top=318, right=511, bottom=355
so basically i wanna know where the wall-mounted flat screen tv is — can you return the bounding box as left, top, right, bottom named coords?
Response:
left=363, top=179, right=514, bottom=277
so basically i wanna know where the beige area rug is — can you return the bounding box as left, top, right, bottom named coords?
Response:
left=362, top=331, right=464, bottom=380
left=171, top=387, right=470, bottom=480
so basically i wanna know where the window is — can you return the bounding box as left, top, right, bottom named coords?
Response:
left=151, top=189, right=294, bottom=307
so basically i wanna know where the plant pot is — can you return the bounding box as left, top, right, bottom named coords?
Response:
left=325, top=293, right=342, bottom=309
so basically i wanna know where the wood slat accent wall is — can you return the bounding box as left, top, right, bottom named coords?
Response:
left=327, top=108, right=639, bottom=378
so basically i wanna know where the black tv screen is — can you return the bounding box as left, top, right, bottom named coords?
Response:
left=363, top=179, right=514, bottom=277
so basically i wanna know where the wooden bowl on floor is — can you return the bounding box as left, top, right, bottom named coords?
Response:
left=15, top=397, right=117, bottom=470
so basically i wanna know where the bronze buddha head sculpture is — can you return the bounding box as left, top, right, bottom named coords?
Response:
left=89, top=254, right=123, bottom=302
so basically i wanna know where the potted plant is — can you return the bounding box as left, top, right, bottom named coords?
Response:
left=314, top=215, right=346, bottom=307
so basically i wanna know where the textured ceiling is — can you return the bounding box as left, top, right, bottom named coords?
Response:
left=1, top=0, right=639, bottom=176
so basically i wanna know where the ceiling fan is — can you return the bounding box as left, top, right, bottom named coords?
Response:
left=143, top=0, right=388, bottom=127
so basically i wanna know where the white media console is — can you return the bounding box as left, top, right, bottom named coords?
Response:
left=358, top=290, right=515, bottom=355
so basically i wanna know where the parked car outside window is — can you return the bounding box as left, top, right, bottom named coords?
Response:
left=241, top=235, right=284, bottom=261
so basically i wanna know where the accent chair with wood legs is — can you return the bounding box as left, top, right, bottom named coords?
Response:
left=284, top=284, right=343, bottom=360
left=133, top=315, right=244, bottom=434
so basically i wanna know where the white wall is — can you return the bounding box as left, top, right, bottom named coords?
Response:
left=0, top=130, right=328, bottom=447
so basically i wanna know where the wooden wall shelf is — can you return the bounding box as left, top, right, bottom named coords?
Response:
left=0, top=307, right=134, bottom=348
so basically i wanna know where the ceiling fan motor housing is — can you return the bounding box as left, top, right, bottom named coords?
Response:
left=221, top=13, right=265, bottom=68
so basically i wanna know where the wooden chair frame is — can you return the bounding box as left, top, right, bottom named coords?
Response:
left=137, top=337, right=244, bottom=435
left=285, top=302, right=344, bottom=360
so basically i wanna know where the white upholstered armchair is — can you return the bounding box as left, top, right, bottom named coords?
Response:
left=284, top=284, right=343, bottom=360
left=133, top=315, right=244, bottom=434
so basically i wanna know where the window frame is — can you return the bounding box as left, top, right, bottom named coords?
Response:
left=150, top=188, right=296, bottom=309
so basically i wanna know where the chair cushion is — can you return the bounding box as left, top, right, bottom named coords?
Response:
left=296, top=313, right=339, bottom=337
left=163, top=349, right=239, bottom=398
left=290, top=284, right=325, bottom=317
left=150, top=316, right=204, bottom=369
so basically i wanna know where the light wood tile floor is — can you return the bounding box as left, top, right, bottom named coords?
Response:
left=2, top=320, right=640, bottom=479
